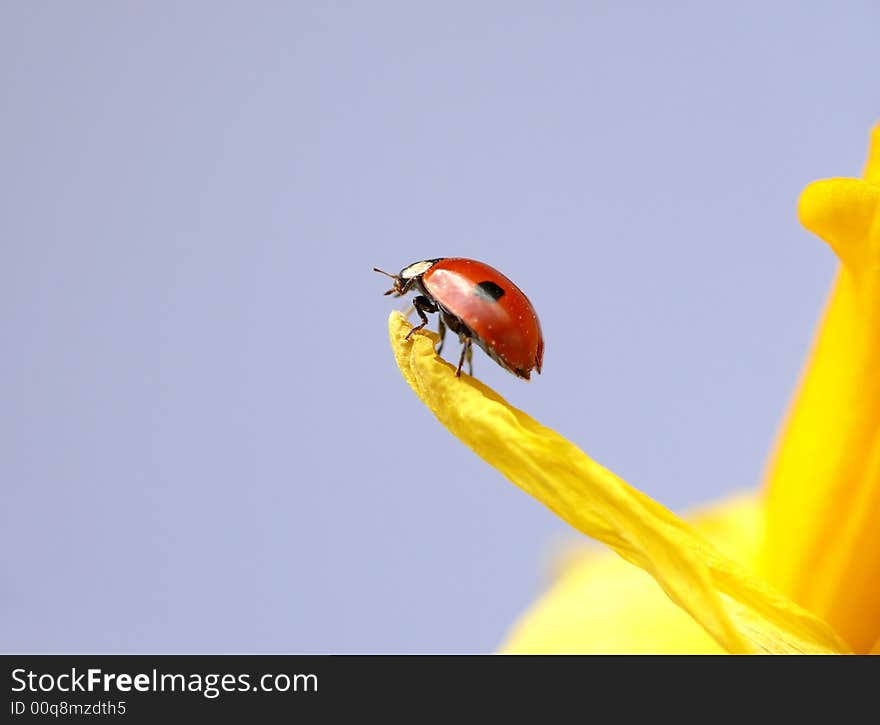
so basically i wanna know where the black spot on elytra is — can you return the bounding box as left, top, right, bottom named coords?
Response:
left=473, top=280, right=505, bottom=302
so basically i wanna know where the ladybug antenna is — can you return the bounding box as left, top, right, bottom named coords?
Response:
left=373, top=267, right=399, bottom=296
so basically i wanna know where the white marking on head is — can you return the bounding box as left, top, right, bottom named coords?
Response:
left=400, top=260, right=435, bottom=280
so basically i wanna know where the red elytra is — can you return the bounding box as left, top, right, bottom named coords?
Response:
left=375, top=257, right=544, bottom=380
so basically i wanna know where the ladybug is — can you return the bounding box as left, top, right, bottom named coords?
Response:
left=374, top=258, right=543, bottom=380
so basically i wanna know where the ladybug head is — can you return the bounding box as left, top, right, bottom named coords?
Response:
left=372, top=267, right=408, bottom=297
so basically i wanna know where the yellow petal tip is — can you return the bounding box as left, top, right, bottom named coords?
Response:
left=798, top=177, right=880, bottom=268
left=865, top=122, right=880, bottom=182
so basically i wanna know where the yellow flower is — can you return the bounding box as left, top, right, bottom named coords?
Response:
left=386, top=122, right=880, bottom=654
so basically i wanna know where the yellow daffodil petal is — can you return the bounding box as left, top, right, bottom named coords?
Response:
left=761, top=125, right=880, bottom=653
left=501, top=495, right=760, bottom=654
left=865, top=123, right=880, bottom=184
left=797, top=178, right=880, bottom=269
left=388, top=312, right=850, bottom=654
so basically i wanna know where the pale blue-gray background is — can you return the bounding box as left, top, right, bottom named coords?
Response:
left=2, top=2, right=877, bottom=652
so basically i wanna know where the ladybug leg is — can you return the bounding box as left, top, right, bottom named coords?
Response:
left=455, top=337, right=473, bottom=378
left=436, top=316, right=446, bottom=354
left=466, top=341, right=474, bottom=376
left=405, top=295, right=438, bottom=341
